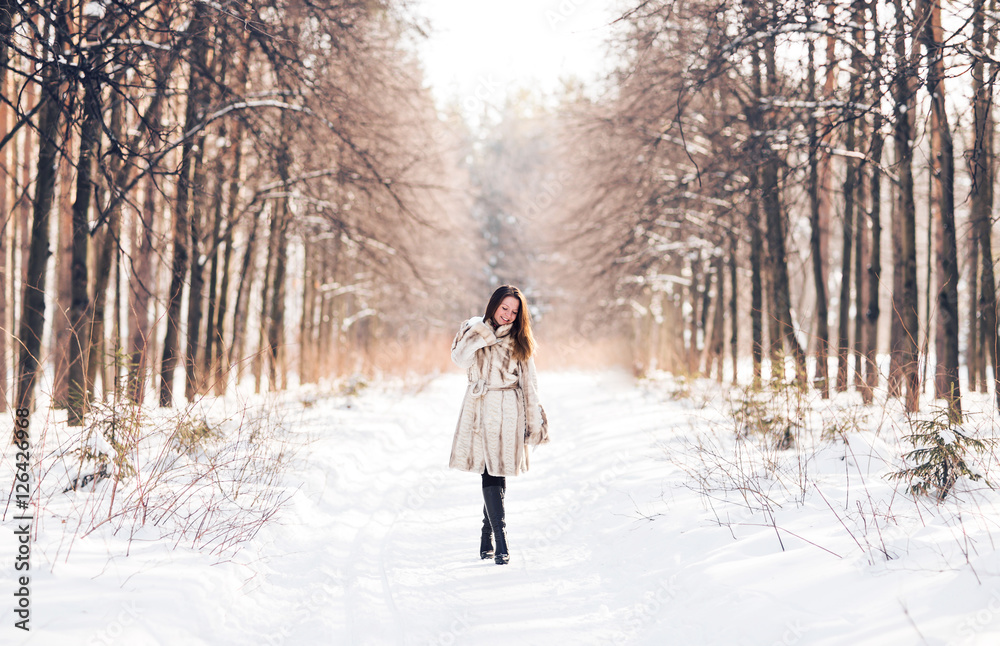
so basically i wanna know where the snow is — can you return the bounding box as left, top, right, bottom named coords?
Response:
left=82, top=2, right=105, bottom=19
left=4, top=371, right=1000, bottom=644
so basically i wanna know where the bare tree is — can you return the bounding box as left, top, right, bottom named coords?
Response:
left=836, top=0, right=866, bottom=393
left=807, top=2, right=829, bottom=398
left=66, top=12, right=109, bottom=425
left=971, top=0, right=999, bottom=409
left=16, top=4, right=64, bottom=413
left=159, top=2, right=210, bottom=407
left=889, top=0, right=921, bottom=412
left=921, top=0, right=961, bottom=416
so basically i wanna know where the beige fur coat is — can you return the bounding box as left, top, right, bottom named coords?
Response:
left=449, top=316, right=548, bottom=477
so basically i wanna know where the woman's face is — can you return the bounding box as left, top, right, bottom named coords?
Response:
left=493, top=296, right=520, bottom=327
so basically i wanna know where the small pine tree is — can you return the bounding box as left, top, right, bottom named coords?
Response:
left=889, top=410, right=993, bottom=501
left=733, top=382, right=800, bottom=450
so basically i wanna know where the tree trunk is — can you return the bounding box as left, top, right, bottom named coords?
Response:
left=807, top=26, right=829, bottom=398
left=112, top=23, right=178, bottom=403
left=764, top=247, right=781, bottom=373
left=68, top=38, right=105, bottom=424
left=185, top=39, right=226, bottom=401
left=267, top=193, right=290, bottom=391
left=969, top=215, right=980, bottom=394
left=0, top=47, right=7, bottom=413
left=0, top=204, right=5, bottom=416
left=687, top=253, right=701, bottom=375
left=728, top=234, right=738, bottom=385
left=709, top=256, right=725, bottom=382
left=159, top=3, right=210, bottom=407
left=200, top=64, right=232, bottom=396
left=230, top=205, right=262, bottom=379
left=864, top=83, right=884, bottom=402
left=112, top=238, right=122, bottom=397
left=300, top=238, right=315, bottom=384
left=211, top=155, right=243, bottom=395
left=891, top=0, right=921, bottom=412
left=85, top=227, right=106, bottom=395
left=254, top=204, right=278, bottom=393
left=210, top=9, right=252, bottom=396
left=818, top=0, right=837, bottom=327
left=87, top=225, right=122, bottom=404
left=53, top=133, right=74, bottom=409
left=923, top=0, right=961, bottom=417
left=202, top=162, right=225, bottom=395
left=160, top=195, right=191, bottom=405
left=17, top=75, right=36, bottom=332
left=835, top=169, right=855, bottom=391
left=859, top=3, right=884, bottom=403
left=837, top=0, right=865, bottom=393
left=700, top=256, right=713, bottom=373
left=317, top=243, right=333, bottom=380
left=971, top=0, right=999, bottom=408
left=854, top=119, right=870, bottom=393
left=127, top=173, right=156, bottom=403
left=183, top=140, right=209, bottom=401
left=16, top=10, right=63, bottom=413
left=922, top=159, right=933, bottom=395
left=0, top=0, right=13, bottom=110
left=212, top=220, right=234, bottom=396
left=888, top=170, right=904, bottom=398
left=0, top=216, right=5, bottom=414
left=749, top=176, right=763, bottom=385
left=762, top=15, right=806, bottom=385
left=747, top=4, right=764, bottom=387
left=84, top=34, right=128, bottom=408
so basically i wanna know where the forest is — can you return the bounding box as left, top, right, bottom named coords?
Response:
left=3, top=0, right=998, bottom=428
left=3, top=1, right=1000, bottom=642
left=556, top=0, right=998, bottom=419
left=0, top=0, right=483, bottom=425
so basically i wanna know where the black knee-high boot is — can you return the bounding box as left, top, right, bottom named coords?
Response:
left=480, top=506, right=493, bottom=559
left=482, top=485, right=509, bottom=565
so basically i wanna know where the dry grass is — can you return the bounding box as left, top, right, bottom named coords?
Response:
left=36, top=395, right=297, bottom=561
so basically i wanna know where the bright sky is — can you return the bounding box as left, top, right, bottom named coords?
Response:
left=411, top=0, right=620, bottom=115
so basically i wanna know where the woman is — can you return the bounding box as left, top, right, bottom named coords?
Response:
left=449, top=285, right=549, bottom=565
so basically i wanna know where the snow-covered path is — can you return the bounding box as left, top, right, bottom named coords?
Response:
left=274, top=370, right=685, bottom=646
left=7, top=370, right=1000, bottom=645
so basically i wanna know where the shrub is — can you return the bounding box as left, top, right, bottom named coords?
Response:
left=170, top=416, right=223, bottom=455
left=733, top=386, right=799, bottom=450
left=888, top=409, right=994, bottom=501
left=64, top=401, right=139, bottom=491
left=820, top=406, right=869, bottom=444
left=54, top=398, right=294, bottom=558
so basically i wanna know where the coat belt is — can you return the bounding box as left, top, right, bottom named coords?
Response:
left=470, top=380, right=518, bottom=397
left=469, top=380, right=519, bottom=436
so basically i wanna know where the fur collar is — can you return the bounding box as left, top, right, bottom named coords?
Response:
left=493, top=321, right=514, bottom=339
left=471, top=316, right=514, bottom=339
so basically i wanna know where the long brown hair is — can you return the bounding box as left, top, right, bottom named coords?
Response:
left=484, top=285, right=536, bottom=362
